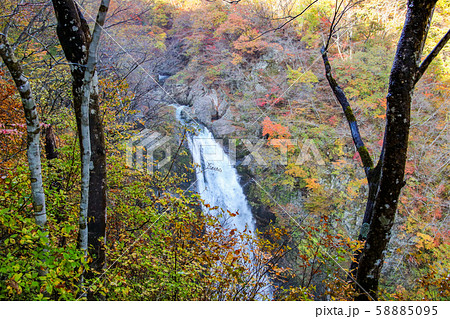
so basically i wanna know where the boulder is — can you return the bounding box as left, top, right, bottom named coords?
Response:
left=211, top=118, right=236, bottom=136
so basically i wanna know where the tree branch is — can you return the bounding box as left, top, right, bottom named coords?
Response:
left=321, top=47, right=374, bottom=178
left=250, top=0, right=319, bottom=41
left=2, top=0, right=24, bottom=35
left=324, top=0, right=364, bottom=51
left=415, top=28, right=450, bottom=84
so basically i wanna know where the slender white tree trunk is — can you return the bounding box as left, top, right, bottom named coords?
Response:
left=0, top=34, right=48, bottom=275
left=0, top=34, right=47, bottom=229
left=78, top=0, right=110, bottom=253
left=78, top=77, right=91, bottom=253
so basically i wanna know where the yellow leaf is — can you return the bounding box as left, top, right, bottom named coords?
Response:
left=305, top=178, right=321, bottom=191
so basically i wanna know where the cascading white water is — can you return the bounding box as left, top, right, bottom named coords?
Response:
left=175, top=105, right=272, bottom=299
left=175, top=106, right=256, bottom=234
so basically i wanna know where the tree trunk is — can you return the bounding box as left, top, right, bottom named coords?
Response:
left=320, top=0, right=449, bottom=300
left=44, top=125, right=59, bottom=160
left=0, top=33, right=47, bottom=274
left=355, top=0, right=438, bottom=300
left=78, top=52, right=92, bottom=255
left=51, top=0, right=92, bottom=253
left=87, top=71, right=107, bottom=273
left=51, top=0, right=109, bottom=269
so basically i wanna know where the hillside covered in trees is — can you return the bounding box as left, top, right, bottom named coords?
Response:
left=0, top=0, right=449, bottom=301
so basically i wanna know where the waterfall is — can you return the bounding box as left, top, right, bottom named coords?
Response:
left=175, top=105, right=272, bottom=299
left=175, top=106, right=255, bottom=234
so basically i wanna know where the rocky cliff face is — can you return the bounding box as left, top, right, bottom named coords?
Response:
left=166, top=77, right=238, bottom=138
left=154, top=36, right=282, bottom=229
left=147, top=35, right=238, bottom=138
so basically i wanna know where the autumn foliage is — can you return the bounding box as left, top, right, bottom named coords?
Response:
left=0, top=69, right=26, bottom=163
left=1, top=0, right=449, bottom=301
left=261, top=116, right=291, bottom=140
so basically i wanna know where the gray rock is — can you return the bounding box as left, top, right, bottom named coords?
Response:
left=180, top=107, right=196, bottom=123
left=166, top=76, right=237, bottom=137
left=212, top=118, right=236, bottom=136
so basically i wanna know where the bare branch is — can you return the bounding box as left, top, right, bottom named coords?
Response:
left=2, top=0, right=24, bottom=35
left=12, top=2, right=52, bottom=50
left=321, top=47, right=374, bottom=177
left=251, top=0, right=319, bottom=41
left=205, top=0, right=243, bottom=4
left=415, top=28, right=450, bottom=84
left=324, top=0, right=364, bottom=51
left=105, top=7, right=152, bottom=30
